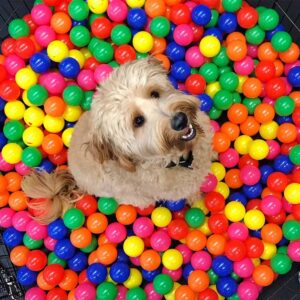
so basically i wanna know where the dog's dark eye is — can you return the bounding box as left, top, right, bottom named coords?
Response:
left=151, top=91, right=160, bottom=98
left=133, top=116, right=145, bottom=128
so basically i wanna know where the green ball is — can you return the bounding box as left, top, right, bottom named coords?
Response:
left=185, top=207, right=205, bottom=228
left=89, top=13, right=104, bottom=25
left=23, top=234, right=43, bottom=249
left=258, top=8, right=279, bottom=31
left=199, top=63, right=219, bottom=83
left=70, top=25, right=91, bottom=47
left=150, top=16, right=171, bottom=38
left=206, top=10, right=219, bottom=28
left=270, top=253, right=292, bottom=275
left=48, top=252, right=67, bottom=268
left=98, top=197, right=118, bottom=215
left=271, top=31, right=292, bottom=52
left=232, top=92, right=242, bottom=103
left=8, top=19, right=30, bottom=38
left=219, top=72, right=239, bottom=92
left=212, top=46, right=229, bottom=67
left=214, top=90, right=233, bottom=110
left=290, top=145, right=300, bottom=165
left=153, top=274, right=174, bottom=295
left=282, top=220, right=300, bottom=241
left=231, top=272, right=240, bottom=281
left=81, top=236, right=98, bottom=253
left=27, top=84, right=48, bottom=106
left=222, top=0, right=242, bottom=12
left=88, top=37, right=101, bottom=54
left=3, top=120, right=25, bottom=141
left=68, top=0, right=89, bottom=21
left=208, top=106, right=222, bottom=120
left=63, top=85, right=84, bottom=106
left=63, top=208, right=85, bottom=230
left=21, top=147, right=42, bottom=167
left=245, top=25, right=266, bottom=45
left=277, top=246, right=288, bottom=255
left=256, top=6, right=267, bottom=15
left=219, top=66, right=232, bottom=76
left=96, top=282, right=118, bottom=300
left=208, top=269, right=219, bottom=284
left=108, top=60, right=120, bottom=68
left=81, top=91, right=94, bottom=111
left=191, top=67, right=198, bottom=74
left=242, top=97, right=261, bottom=114
left=111, top=25, right=132, bottom=46
left=14, top=140, right=26, bottom=149
left=274, top=96, right=295, bottom=116
left=94, top=41, right=114, bottom=63
left=228, top=295, right=240, bottom=300
left=126, top=287, right=146, bottom=300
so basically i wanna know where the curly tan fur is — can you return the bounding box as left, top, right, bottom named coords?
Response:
left=22, top=57, right=214, bottom=223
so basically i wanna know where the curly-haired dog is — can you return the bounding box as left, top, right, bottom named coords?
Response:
left=22, top=57, right=214, bottom=224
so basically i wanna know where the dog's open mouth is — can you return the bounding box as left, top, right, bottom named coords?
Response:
left=166, top=150, right=194, bottom=169
left=181, top=124, right=196, bottom=142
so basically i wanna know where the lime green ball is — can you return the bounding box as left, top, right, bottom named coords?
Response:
left=70, top=25, right=91, bottom=47
left=150, top=16, right=171, bottom=38
left=3, top=120, right=25, bottom=141
left=27, top=84, right=48, bottom=106
left=21, top=147, right=42, bottom=167
left=185, top=207, right=205, bottom=228
left=111, top=25, right=132, bottom=46
left=274, top=96, right=295, bottom=116
left=245, top=26, right=266, bottom=45
left=199, top=63, right=219, bottom=83
left=8, top=19, right=30, bottom=38
left=271, top=31, right=292, bottom=52
left=98, top=197, right=118, bottom=215
left=68, top=0, right=89, bottom=21
left=277, top=246, right=288, bottom=255
left=214, top=90, right=233, bottom=110
left=63, top=85, right=84, bottom=106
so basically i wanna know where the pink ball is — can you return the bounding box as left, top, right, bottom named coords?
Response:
left=191, top=251, right=212, bottom=271
left=260, top=195, right=282, bottom=216
left=0, top=154, right=15, bottom=172
left=240, top=165, right=261, bottom=185
left=94, top=64, right=113, bottom=84
left=296, top=126, right=300, bottom=143
left=105, top=222, right=127, bottom=243
left=287, top=241, right=300, bottom=262
left=133, top=217, right=154, bottom=238
left=145, top=283, right=163, bottom=300
left=175, top=244, right=193, bottom=264
left=31, top=4, right=52, bottom=26
left=237, top=281, right=259, bottom=300
left=4, top=54, right=26, bottom=76
left=12, top=211, right=31, bottom=232
left=77, top=69, right=97, bottom=91
left=262, top=96, right=275, bottom=105
left=200, top=173, right=218, bottom=193
left=34, top=25, right=56, bottom=47
left=247, top=44, right=258, bottom=58
left=0, top=208, right=15, bottom=228
left=26, top=220, right=48, bottom=240
left=15, top=162, right=31, bottom=176
left=266, top=140, right=280, bottom=160
left=173, top=24, right=193, bottom=46
left=185, top=46, right=205, bottom=68
left=130, top=256, right=141, bottom=266
left=281, top=197, right=293, bottom=213
left=284, top=60, right=300, bottom=76
left=210, top=120, right=220, bottom=132
left=107, top=0, right=128, bottom=22
left=42, top=72, right=66, bottom=95
left=75, top=283, right=96, bottom=300
left=150, top=230, right=171, bottom=252
left=219, top=148, right=239, bottom=168
left=234, top=56, right=254, bottom=76
left=162, top=267, right=182, bottom=281
left=44, top=236, right=57, bottom=251
left=282, top=77, right=292, bottom=94
left=233, top=258, right=254, bottom=278
left=227, top=222, right=249, bottom=241
left=116, top=285, right=127, bottom=300
left=185, top=1, right=197, bottom=11
left=25, top=287, right=47, bottom=300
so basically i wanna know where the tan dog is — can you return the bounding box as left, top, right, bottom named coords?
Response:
left=22, top=57, right=214, bottom=224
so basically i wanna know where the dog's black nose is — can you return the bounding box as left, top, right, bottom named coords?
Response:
left=171, top=112, right=188, bottom=131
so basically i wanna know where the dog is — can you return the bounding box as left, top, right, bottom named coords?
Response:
left=22, top=57, right=214, bottom=224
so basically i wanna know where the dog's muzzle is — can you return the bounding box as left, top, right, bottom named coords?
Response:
left=166, top=150, right=194, bottom=169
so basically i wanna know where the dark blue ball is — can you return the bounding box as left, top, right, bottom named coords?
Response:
left=171, top=61, right=191, bottom=81
left=216, top=277, right=238, bottom=297
left=87, top=263, right=107, bottom=284
left=48, top=219, right=69, bottom=240
left=36, top=159, right=55, bottom=173
left=68, top=251, right=88, bottom=272
left=165, top=199, right=186, bottom=211
left=183, top=263, right=194, bottom=281
left=110, top=262, right=130, bottom=283
left=212, top=255, right=233, bottom=277
left=198, top=94, right=213, bottom=112
left=266, top=24, right=285, bottom=41
left=0, top=132, right=7, bottom=150
left=117, top=247, right=130, bottom=263
left=218, top=12, right=237, bottom=33
left=142, top=267, right=161, bottom=282
left=191, top=4, right=212, bottom=26
left=166, top=23, right=176, bottom=43
left=277, top=236, right=288, bottom=246
left=203, top=27, right=223, bottom=42
left=276, top=115, right=293, bottom=124
left=168, top=75, right=178, bottom=89
left=29, top=52, right=51, bottom=73
left=288, top=66, right=300, bottom=87
left=250, top=229, right=262, bottom=239
left=274, top=155, right=294, bottom=174
left=54, top=239, right=76, bottom=260
left=0, top=97, right=5, bottom=110
left=228, top=192, right=247, bottom=206
left=17, top=266, right=37, bottom=286
left=242, top=183, right=262, bottom=199
left=64, top=122, right=76, bottom=129
left=127, top=8, right=147, bottom=30
left=3, top=227, right=23, bottom=248
left=165, top=42, right=186, bottom=62
left=260, top=164, right=274, bottom=184
left=72, top=19, right=88, bottom=27
left=59, top=57, right=80, bottom=78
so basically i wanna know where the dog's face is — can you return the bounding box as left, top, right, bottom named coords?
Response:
left=88, top=57, right=206, bottom=171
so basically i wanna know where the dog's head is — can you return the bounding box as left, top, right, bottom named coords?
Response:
left=88, top=57, right=208, bottom=171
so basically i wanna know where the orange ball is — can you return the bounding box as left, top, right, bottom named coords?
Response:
left=0, top=174, right=8, bottom=193
left=165, top=0, right=182, bottom=6
left=145, top=0, right=166, bottom=18
left=151, top=37, right=167, bottom=54
left=4, top=172, right=22, bottom=192
left=98, top=233, right=114, bottom=246
left=261, top=223, right=282, bottom=244
left=242, top=78, right=262, bottom=98
left=186, top=230, right=207, bottom=251
left=68, top=290, right=76, bottom=300
left=226, top=40, right=247, bottom=61
left=225, top=168, right=243, bottom=189
left=175, top=285, right=195, bottom=300
left=116, top=205, right=137, bottom=225
left=261, top=187, right=282, bottom=200
left=51, top=12, right=72, bottom=34
left=279, top=43, right=299, bottom=63
left=154, top=54, right=170, bottom=70
left=59, top=270, right=78, bottom=291
left=10, top=245, right=29, bottom=267
left=206, top=234, right=226, bottom=256
left=213, top=132, right=231, bottom=153
left=227, top=103, right=248, bottom=124
left=37, top=271, right=55, bottom=290
left=88, top=250, right=99, bottom=265
left=87, top=212, right=108, bottom=234
left=290, top=91, right=300, bottom=107
left=220, top=122, right=240, bottom=141
left=44, top=96, right=66, bottom=117
left=70, top=227, right=92, bottom=248
left=253, top=265, right=275, bottom=287
left=188, top=270, right=210, bottom=293
left=277, top=123, right=297, bottom=143
left=240, top=116, right=260, bottom=136
left=226, top=32, right=246, bottom=44
left=96, top=244, right=118, bottom=265
left=0, top=192, right=9, bottom=208
left=273, top=59, right=284, bottom=77
left=42, top=134, right=64, bottom=155
left=254, top=103, right=275, bottom=123
left=140, top=249, right=161, bottom=271
left=258, top=42, right=278, bottom=61
left=8, top=191, right=28, bottom=211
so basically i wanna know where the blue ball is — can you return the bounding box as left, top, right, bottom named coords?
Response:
left=164, top=199, right=186, bottom=211
left=212, top=255, right=233, bottom=277
left=87, top=263, right=107, bottom=284
left=29, top=52, right=51, bottom=73
left=242, top=183, right=262, bottom=199
left=142, top=267, right=161, bottom=282
left=276, top=115, right=293, bottom=124
left=218, top=12, right=237, bottom=33
left=64, top=121, right=76, bottom=129
left=0, top=132, right=7, bottom=150
left=260, top=165, right=274, bottom=184
left=54, top=239, right=76, bottom=260
left=17, top=266, right=37, bottom=286
left=274, top=155, right=294, bottom=174
left=127, top=8, right=147, bottom=29
left=3, top=227, right=23, bottom=248
left=198, top=94, right=213, bottom=112
left=117, top=247, right=130, bottom=263
left=68, top=251, right=88, bottom=272
left=165, top=42, right=186, bottom=62
left=110, top=262, right=130, bottom=283
left=250, top=229, right=262, bottom=239
left=72, top=19, right=88, bottom=27
left=228, top=192, right=247, bottom=206
left=203, top=27, right=223, bottom=42
left=48, top=219, right=69, bottom=240
left=266, top=24, right=285, bottom=41
left=183, top=263, right=194, bottom=281
left=0, top=97, right=5, bottom=110
left=277, top=236, right=288, bottom=246
left=170, top=61, right=191, bottom=81
left=166, top=23, right=176, bottom=43
left=168, top=75, right=178, bottom=89
left=216, top=277, right=238, bottom=297
left=191, top=5, right=212, bottom=26
left=59, top=57, right=80, bottom=78
left=288, top=66, right=300, bottom=87
left=36, top=159, right=55, bottom=173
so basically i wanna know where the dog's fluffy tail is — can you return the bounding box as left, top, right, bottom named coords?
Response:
left=21, top=169, right=83, bottom=224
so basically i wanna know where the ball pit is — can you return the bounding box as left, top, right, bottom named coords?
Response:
left=0, top=0, right=300, bottom=299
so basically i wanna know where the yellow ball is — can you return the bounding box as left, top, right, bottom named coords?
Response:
left=63, top=105, right=82, bottom=122
left=260, top=242, right=277, bottom=260
left=22, top=127, right=44, bottom=147
left=47, top=40, right=69, bottom=62
left=237, top=76, right=248, bottom=93
left=62, top=128, right=74, bottom=148
left=205, top=82, right=221, bottom=98
left=252, top=258, right=261, bottom=267
left=88, top=0, right=108, bottom=13
left=284, top=183, right=300, bottom=204
left=69, top=49, right=85, bottom=68
left=198, top=217, right=212, bottom=236
left=165, top=282, right=181, bottom=300
left=4, top=101, right=25, bottom=120
left=24, top=107, right=45, bottom=127
left=192, top=199, right=209, bottom=215
left=244, top=209, right=265, bottom=230
left=224, top=201, right=246, bottom=222
left=123, top=236, right=144, bottom=257
left=1, top=143, right=23, bottom=164
left=215, top=182, right=230, bottom=199
left=43, top=115, right=65, bottom=133
left=126, top=0, right=145, bottom=8
left=124, top=268, right=142, bottom=289
left=248, top=139, right=269, bottom=160
left=151, top=207, right=172, bottom=227
left=199, top=35, right=221, bottom=57
left=133, top=31, right=154, bottom=53
left=22, top=90, right=34, bottom=107
left=162, top=249, right=183, bottom=270
left=211, top=162, right=226, bottom=181
left=15, top=67, right=38, bottom=90
left=80, top=47, right=92, bottom=60
left=259, top=121, right=278, bottom=140
left=234, top=135, right=253, bottom=155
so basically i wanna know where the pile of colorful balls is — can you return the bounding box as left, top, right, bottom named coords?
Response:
left=0, top=0, right=300, bottom=299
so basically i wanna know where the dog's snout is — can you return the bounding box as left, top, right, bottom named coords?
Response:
left=171, top=112, right=188, bottom=131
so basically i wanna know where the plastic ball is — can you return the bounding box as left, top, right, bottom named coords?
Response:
left=271, top=31, right=292, bottom=52
left=63, top=208, right=85, bottom=230
left=244, top=210, right=265, bottom=230
left=8, top=18, right=30, bottom=38
left=17, top=266, right=37, bottom=286
left=224, top=201, right=246, bottom=222
left=199, top=35, right=220, bottom=57
left=162, top=249, right=183, bottom=271
left=123, top=236, right=144, bottom=257
left=47, top=40, right=69, bottom=62
left=110, top=262, right=130, bottom=283
left=188, top=270, right=209, bottom=293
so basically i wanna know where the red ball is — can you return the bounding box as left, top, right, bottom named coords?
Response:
left=246, top=199, right=261, bottom=211
left=238, top=154, right=259, bottom=169
left=115, top=45, right=137, bottom=65
left=26, top=250, right=47, bottom=272
left=46, top=288, right=68, bottom=300
left=0, top=79, right=20, bottom=101
left=255, top=61, right=276, bottom=82
left=56, top=33, right=74, bottom=49
left=1, top=38, right=15, bottom=56
left=196, top=0, right=219, bottom=9
left=84, top=57, right=100, bottom=71
left=265, top=78, right=287, bottom=100
left=173, top=207, right=188, bottom=219
left=185, top=74, right=206, bottom=95
left=190, top=22, right=204, bottom=43
left=292, top=204, right=300, bottom=221
left=23, top=14, right=38, bottom=34
left=48, top=148, right=68, bottom=165
left=208, top=214, right=228, bottom=234
left=204, top=192, right=225, bottom=213
left=267, top=172, right=289, bottom=193
left=245, top=237, right=264, bottom=258
left=44, top=0, right=61, bottom=5
left=225, top=240, right=247, bottom=262
left=0, top=65, right=8, bottom=83
left=197, top=288, right=218, bottom=300
left=237, top=6, right=259, bottom=29
left=167, top=219, right=189, bottom=240
left=292, top=169, right=300, bottom=184
left=91, top=17, right=112, bottom=39
left=281, top=142, right=297, bottom=155
left=54, top=0, right=69, bottom=13
left=292, top=107, right=300, bottom=126
left=170, top=4, right=191, bottom=25
left=265, top=209, right=286, bottom=225
left=76, top=195, right=98, bottom=216
left=136, top=205, right=155, bottom=216
left=14, top=37, right=36, bottom=60
left=43, top=264, right=65, bottom=286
